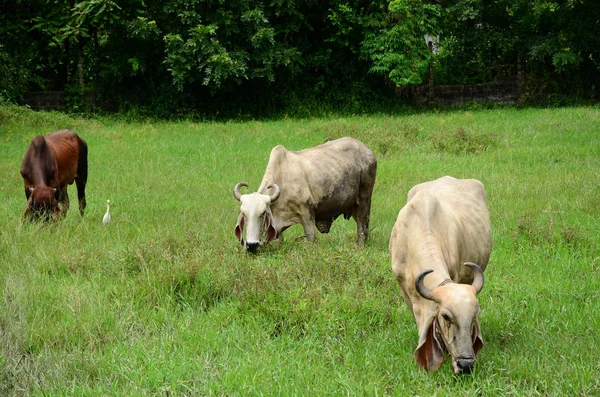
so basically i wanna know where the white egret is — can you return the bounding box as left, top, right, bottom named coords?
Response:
left=103, top=199, right=111, bottom=226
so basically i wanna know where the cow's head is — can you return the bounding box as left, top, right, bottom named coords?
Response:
left=414, top=262, right=484, bottom=374
left=25, top=186, right=59, bottom=221
left=233, top=182, right=280, bottom=253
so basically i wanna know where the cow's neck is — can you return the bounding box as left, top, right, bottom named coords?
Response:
left=265, top=196, right=296, bottom=233
left=413, top=231, right=451, bottom=287
left=31, top=166, right=51, bottom=187
left=258, top=169, right=278, bottom=193
left=31, top=140, right=56, bottom=187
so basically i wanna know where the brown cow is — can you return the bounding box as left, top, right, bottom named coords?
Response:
left=20, top=130, right=88, bottom=220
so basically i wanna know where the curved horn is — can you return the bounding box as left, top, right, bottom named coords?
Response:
left=415, top=269, right=435, bottom=301
left=267, top=184, right=280, bottom=203
left=464, top=262, right=484, bottom=294
left=233, top=182, right=248, bottom=201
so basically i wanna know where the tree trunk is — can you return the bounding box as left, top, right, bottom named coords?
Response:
left=78, top=43, right=84, bottom=89
left=517, top=50, right=524, bottom=103
left=427, top=40, right=435, bottom=104
left=60, top=37, right=70, bottom=89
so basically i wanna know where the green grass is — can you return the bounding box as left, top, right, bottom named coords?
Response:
left=0, top=105, right=599, bottom=395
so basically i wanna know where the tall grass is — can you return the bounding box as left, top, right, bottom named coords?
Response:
left=0, top=105, right=599, bottom=395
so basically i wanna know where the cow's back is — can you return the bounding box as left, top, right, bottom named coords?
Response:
left=407, top=176, right=487, bottom=206
left=410, top=176, right=491, bottom=276
left=391, top=176, right=491, bottom=287
left=299, top=137, right=376, bottom=173
left=45, top=130, right=81, bottom=184
left=297, top=137, right=376, bottom=205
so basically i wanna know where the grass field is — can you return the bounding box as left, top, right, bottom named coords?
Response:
left=0, top=105, right=599, bottom=395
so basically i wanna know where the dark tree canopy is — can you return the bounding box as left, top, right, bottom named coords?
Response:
left=1, top=0, right=598, bottom=116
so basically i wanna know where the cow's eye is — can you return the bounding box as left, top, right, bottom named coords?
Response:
left=442, top=314, right=452, bottom=324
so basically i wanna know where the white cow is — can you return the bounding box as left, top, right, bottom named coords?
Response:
left=389, top=176, right=491, bottom=374
left=234, top=137, right=377, bottom=252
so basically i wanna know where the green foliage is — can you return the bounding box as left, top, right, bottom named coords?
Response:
left=361, top=0, right=440, bottom=86
left=0, top=0, right=598, bottom=115
left=60, top=0, right=122, bottom=41
left=162, top=1, right=299, bottom=90
left=0, top=45, right=25, bottom=101
left=436, top=0, right=600, bottom=96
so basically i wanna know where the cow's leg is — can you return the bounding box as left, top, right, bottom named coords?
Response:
left=303, top=220, right=317, bottom=241
left=59, top=188, right=70, bottom=217
left=353, top=196, right=372, bottom=245
left=353, top=161, right=377, bottom=245
left=75, top=179, right=86, bottom=216
left=300, top=209, right=317, bottom=242
left=76, top=140, right=88, bottom=216
left=353, top=186, right=374, bottom=246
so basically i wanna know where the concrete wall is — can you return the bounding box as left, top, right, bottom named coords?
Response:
left=22, top=79, right=519, bottom=111
left=414, top=78, right=519, bottom=105
left=22, top=91, right=97, bottom=111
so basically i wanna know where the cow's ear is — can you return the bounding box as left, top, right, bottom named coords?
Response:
left=415, top=318, right=444, bottom=371
left=472, top=319, right=484, bottom=356
left=264, top=210, right=277, bottom=243
left=234, top=213, right=245, bottom=245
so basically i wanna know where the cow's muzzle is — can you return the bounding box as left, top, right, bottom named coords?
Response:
left=454, top=358, right=475, bottom=374
left=246, top=242, right=261, bottom=253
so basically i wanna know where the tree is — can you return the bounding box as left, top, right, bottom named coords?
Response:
left=436, top=0, right=600, bottom=97
left=361, top=0, right=441, bottom=87
left=161, top=0, right=300, bottom=90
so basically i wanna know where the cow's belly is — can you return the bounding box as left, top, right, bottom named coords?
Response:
left=315, top=195, right=356, bottom=218
left=314, top=200, right=355, bottom=233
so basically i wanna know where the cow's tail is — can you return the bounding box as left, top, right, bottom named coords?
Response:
left=78, top=137, right=88, bottom=189
left=76, top=136, right=88, bottom=215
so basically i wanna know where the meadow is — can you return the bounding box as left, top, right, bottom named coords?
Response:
left=0, top=105, right=599, bottom=395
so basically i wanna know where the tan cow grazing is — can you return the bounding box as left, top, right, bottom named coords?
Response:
left=234, top=137, right=377, bottom=253
left=389, top=176, right=491, bottom=374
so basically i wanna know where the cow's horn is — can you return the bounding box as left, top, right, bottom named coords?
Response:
left=233, top=182, right=248, bottom=201
left=464, top=262, right=484, bottom=294
left=415, top=269, right=435, bottom=301
left=268, top=184, right=280, bottom=203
